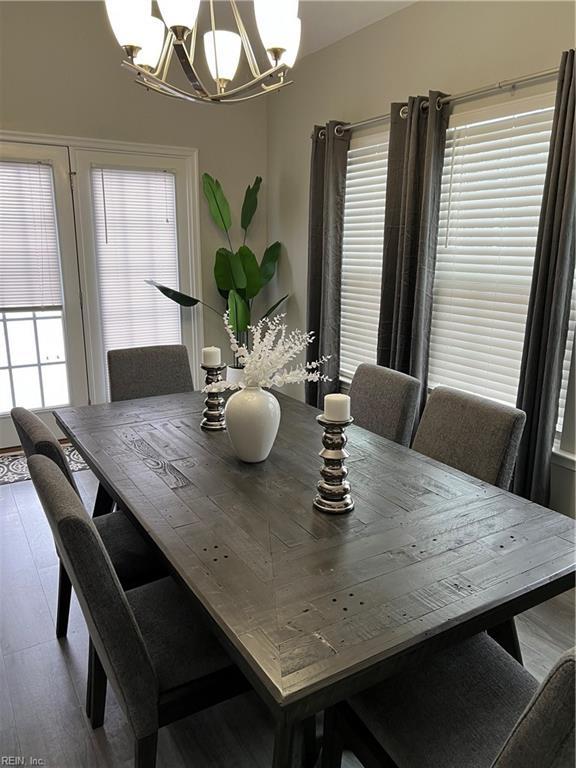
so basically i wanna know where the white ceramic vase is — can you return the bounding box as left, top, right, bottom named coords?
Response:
left=225, top=386, right=281, bottom=463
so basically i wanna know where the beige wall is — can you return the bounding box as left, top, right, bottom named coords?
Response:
left=0, top=0, right=270, bottom=351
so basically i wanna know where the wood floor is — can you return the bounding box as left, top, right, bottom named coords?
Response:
left=1, top=472, right=574, bottom=768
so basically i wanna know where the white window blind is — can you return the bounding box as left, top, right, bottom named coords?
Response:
left=340, top=133, right=389, bottom=381
left=428, top=102, right=555, bottom=406
left=91, top=167, right=181, bottom=379
left=0, top=161, right=63, bottom=309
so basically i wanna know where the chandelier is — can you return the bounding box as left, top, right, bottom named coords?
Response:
left=105, top=0, right=301, bottom=104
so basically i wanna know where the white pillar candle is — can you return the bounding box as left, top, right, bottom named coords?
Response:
left=324, top=393, right=351, bottom=422
left=202, top=346, right=221, bottom=367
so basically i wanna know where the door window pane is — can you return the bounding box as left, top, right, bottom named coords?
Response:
left=7, top=319, right=38, bottom=365
left=37, top=316, right=66, bottom=363
left=0, top=310, right=68, bottom=414
left=0, top=369, right=12, bottom=411
left=12, top=366, right=42, bottom=408
left=0, top=325, right=7, bottom=367
left=41, top=363, right=69, bottom=407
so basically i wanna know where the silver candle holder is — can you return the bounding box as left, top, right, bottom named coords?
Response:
left=201, top=365, right=227, bottom=431
left=313, top=414, right=355, bottom=514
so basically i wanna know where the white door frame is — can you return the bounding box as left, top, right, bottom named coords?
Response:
left=0, top=140, right=89, bottom=448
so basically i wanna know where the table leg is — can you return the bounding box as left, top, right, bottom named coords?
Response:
left=488, top=618, right=523, bottom=663
left=273, top=713, right=317, bottom=768
left=92, top=482, right=115, bottom=518
left=273, top=715, right=296, bottom=768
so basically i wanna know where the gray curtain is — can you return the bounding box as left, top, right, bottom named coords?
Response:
left=305, top=121, right=350, bottom=407
left=514, top=50, right=576, bottom=504
left=377, top=92, right=449, bottom=408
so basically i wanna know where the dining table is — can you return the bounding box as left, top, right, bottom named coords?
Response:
left=55, top=391, right=576, bottom=767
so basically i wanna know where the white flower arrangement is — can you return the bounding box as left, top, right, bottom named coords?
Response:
left=204, top=312, right=330, bottom=392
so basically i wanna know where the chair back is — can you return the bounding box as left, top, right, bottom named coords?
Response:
left=412, top=386, right=526, bottom=488
left=349, top=364, right=421, bottom=446
left=28, top=455, right=159, bottom=738
left=11, top=407, right=78, bottom=492
left=107, top=344, right=194, bottom=402
left=493, top=648, right=575, bottom=768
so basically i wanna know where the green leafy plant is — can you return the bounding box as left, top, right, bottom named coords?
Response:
left=148, top=173, right=287, bottom=356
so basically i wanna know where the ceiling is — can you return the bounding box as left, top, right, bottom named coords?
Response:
left=296, top=1, right=415, bottom=58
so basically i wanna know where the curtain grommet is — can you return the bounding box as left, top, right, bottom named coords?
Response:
left=436, top=96, right=444, bottom=111
left=334, top=125, right=346, bottom=137
left=318, top=128, right=326, bottom=140
left=399, top=105, right=408, bottom=119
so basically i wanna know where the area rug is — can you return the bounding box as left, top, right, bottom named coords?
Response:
left=0, top=445, right=88, bottom=485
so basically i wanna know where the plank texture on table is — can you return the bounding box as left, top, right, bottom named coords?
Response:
left=55, top=393, right=576, bottom=709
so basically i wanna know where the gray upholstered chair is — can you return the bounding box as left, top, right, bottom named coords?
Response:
left=107, top=344, right=194, bottom=402
left=321, top=634, right=575, bottom=768
left=28, top=455, right=249, bottom=768
left=412, top=386, right=526, bottom=489
left=11, top=407, right=166, bottom=638
left=349, top=364, right=421, bottom=446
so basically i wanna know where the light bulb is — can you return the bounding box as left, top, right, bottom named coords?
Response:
left=255, top=0, right=299, bottom=56
left=158, top=0, right=200, bottom=33
left=204, top=30, right=242, bottom=87
left=134, top=16, right=165, bottom=69
left=267, top=16, right=300, bottom=68
left=105, top=0, right=150, bottom=50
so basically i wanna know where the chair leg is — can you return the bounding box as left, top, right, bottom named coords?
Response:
left=88, top=639, right=107, bottom=729
left=85, top=646, right=92, bottom=720
left=321, top=707, right=343, bottom=768
left=56, top=560, right=72, bottom=639
left=135, top=732, right=158, bottom=768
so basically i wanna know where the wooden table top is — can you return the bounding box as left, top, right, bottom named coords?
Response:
left=55, top=392, right=575, bottom=712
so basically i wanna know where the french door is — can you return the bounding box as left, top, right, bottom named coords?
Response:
left=0, top=137, right=202, bottom=448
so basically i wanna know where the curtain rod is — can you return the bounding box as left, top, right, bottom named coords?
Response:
left=341, top=66, right=559, bottom=133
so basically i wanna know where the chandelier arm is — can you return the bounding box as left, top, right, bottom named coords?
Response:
left=208, top=64, right=289, bottom=98
left=133, top=70, right=293, bottom=104
left=208, top=0, right=221, bottom=86
left=134, top=77, right=209, bottom=104
left=189, top=18, right=198, bottom=70
left=214, top=80, right=294, bottom=102
left=229, top=0, right=261, bottom=79
left=160, top=37, right=175, bottom=81
left=123, top=62, right=209, bottom=101
left=126, top=58, right=289, bottom=101
left=172, top=40, right=210, bottom=96
left=151, top=31, right=174, bottom=79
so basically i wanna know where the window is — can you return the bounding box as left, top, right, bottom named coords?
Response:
left=428, top=100, right=555, bottom=405
left=90, top=166, right=181, bottom=395
left=339, top=93, right=575, bottom=444
left=340, top=133, right=389, bottom=381
left=0, top=160, right=70, bottom=412
left=429, top=95, right=575, bottom=436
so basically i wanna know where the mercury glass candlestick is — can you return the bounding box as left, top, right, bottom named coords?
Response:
left=201, top=364, right=227, bottom=431
left=313, top=414, right=354, bottom=514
